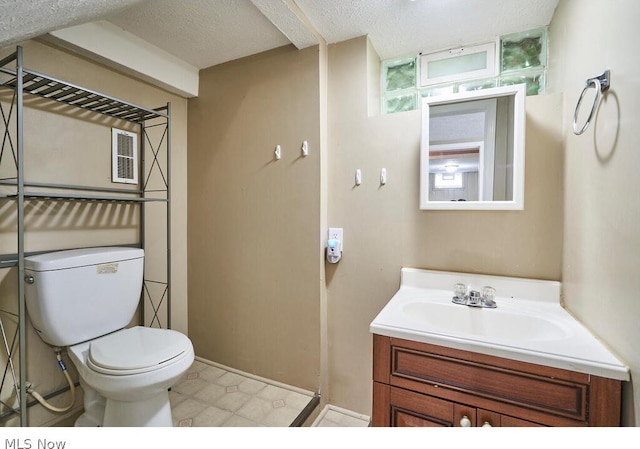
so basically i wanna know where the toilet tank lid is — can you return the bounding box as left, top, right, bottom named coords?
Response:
left=25, top=247, right=144, bottom=271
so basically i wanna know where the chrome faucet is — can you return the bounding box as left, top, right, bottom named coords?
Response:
left=452, top=285, right=497, bottom=308
left=468, top=290, right=482, bottom=306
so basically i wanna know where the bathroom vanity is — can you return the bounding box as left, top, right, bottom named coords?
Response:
left=370, top=268, right=629, bottom=427
left=372, top=335, right=621, bottom=426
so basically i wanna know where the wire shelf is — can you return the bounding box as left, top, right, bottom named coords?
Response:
left=1, top=69, right=168, bottom=123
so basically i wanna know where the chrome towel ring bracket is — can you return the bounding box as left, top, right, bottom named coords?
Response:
left=573, top=70, right=611, bottom=135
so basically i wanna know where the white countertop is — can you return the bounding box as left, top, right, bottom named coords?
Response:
left=370, top=268, right=630, bottom=381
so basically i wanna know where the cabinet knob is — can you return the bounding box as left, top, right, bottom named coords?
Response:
left=460, top=415, right=472, bottom=427
left=482, top=421, right=492, bottom=427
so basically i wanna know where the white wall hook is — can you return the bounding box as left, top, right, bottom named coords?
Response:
left=380, top=168, right=387, bottom=185
left=301, top=140, right=309, bottom=157
left=355, top=169, right=362, bottom=186
left=274, top=144, right=282, bottom=160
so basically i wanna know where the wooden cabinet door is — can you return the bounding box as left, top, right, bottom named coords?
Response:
left=500, top=414, right=544, bottom=427
left=477, top=409, right=502, bottom=427
left=389, top=386, right=477, bottom=427
left=476, top=409, right=544, bottom=427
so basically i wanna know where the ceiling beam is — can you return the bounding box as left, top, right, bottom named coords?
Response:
left=250, top=0, right=323, bottom=49
left=44, top=20, right=199, bottom=98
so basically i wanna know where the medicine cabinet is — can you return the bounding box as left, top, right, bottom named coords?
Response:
left=420, top=84, right=526, bottom=210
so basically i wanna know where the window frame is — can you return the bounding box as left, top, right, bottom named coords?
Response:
left=419, top=41, right=497, bottom=87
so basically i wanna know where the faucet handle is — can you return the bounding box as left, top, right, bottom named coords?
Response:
left=452, top=283, right=468, bottom=304
left=453, top=283, right=467, bottom=298
left=481, top=286, right=497, bottom=308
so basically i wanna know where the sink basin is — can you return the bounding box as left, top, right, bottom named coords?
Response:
left=370, top=267, right=630, bottom=381
left=402, top=300, right=570, bottom=342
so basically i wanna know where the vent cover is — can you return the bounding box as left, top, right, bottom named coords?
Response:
left=112, top=128, right=138, bottom=184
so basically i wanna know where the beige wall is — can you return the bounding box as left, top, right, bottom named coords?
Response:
left=5, top=0, right=636, bottom=428
left=326, top=36, right=564, bottom=414
left=0, top=40, right=188, bottom=426
left=548, top=0, right=640, bottom=426
left=187, top=45, right=322, bottom=392
left=185, top=35, right=564, bottom=417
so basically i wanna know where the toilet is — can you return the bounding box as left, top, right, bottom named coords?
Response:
left=24, top=246, right=194, bottom=427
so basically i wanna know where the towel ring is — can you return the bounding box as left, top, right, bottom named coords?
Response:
left=572, top=70, right=610, bottom=135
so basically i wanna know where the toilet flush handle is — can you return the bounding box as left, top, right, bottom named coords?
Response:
left=24, top=274, right=34, bottom=284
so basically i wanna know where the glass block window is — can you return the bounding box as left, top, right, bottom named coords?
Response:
left=500, top=28, right=547, bottom=73
left=498, top=28, right=547, bottom=96
left=421, top=84, right=456, bottom=98
left=499, top=70, right=545, bottom=96
left=381, top=27, right=547, bottom=114
left=457, top=78, right=499, bottom=93
left=384, top=92, right=418, bottom=114
left=384, top=57, right=416, bottom=92
left=382, top=58, right=418, bottom=114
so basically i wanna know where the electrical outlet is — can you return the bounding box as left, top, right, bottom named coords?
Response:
left=328, top=228, right=343, bottom=249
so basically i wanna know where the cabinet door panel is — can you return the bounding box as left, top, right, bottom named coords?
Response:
left=477, top=409, right=502, bottom=427
left=390, top=386, right=456, bottom=427
left=395, top=410, right=448, bottom=427
left=454, top=404, right=476, bottom=427
left=501, top=415, right=544, bottom=427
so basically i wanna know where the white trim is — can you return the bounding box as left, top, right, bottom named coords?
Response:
left=311, top=404, right=370, bottom=427
left=194, top=356, right=316, bottom=397
left=420, top=84, right=526, bottom=210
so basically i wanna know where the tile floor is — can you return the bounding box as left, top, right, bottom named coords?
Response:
left=170, top=357, right=329, bottom=427
left=311, top=405, right=370, bottom=427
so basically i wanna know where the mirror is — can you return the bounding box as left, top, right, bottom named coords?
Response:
left=420, top=84, right=526, bottom=210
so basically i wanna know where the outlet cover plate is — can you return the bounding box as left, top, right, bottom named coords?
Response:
left=328, top=228, right=343, bottom=249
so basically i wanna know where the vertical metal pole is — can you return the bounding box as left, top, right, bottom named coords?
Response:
left=166, top=103, right=171, bottom=330
left=139, top=120, right=146, bottom=326
left=15, top=46, right=27, bottom=427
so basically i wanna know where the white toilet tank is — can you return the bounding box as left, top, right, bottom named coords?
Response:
left=24, top=247, right=144, bottom=347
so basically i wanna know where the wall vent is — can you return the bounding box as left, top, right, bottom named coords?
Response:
left=112, top=128, right=138, bottom=184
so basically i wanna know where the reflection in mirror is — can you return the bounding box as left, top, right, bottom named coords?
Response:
left=420, top=84, right=526, bottom=210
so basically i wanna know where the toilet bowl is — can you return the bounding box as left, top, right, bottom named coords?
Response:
left=24, top=247, right=195, bottom=427
left=68, top=326, right=194, bottom=427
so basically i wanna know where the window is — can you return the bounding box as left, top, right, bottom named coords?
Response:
left=419, top=42, right=496, bottom=87
left=382, top=57, right=417, bottom=114
left=381, top=28, right=547, bottom=114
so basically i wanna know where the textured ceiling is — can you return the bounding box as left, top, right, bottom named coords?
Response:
left=0, top=0, right=560, bottom=70
left=296, top=0, right=559, bottom=59
left=106, top=0, right=291, bottom=70
left=0, top=0, right=144, bottom=47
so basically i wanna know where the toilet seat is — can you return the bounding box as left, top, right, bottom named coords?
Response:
left=87, top=326, right=192, bottom=376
